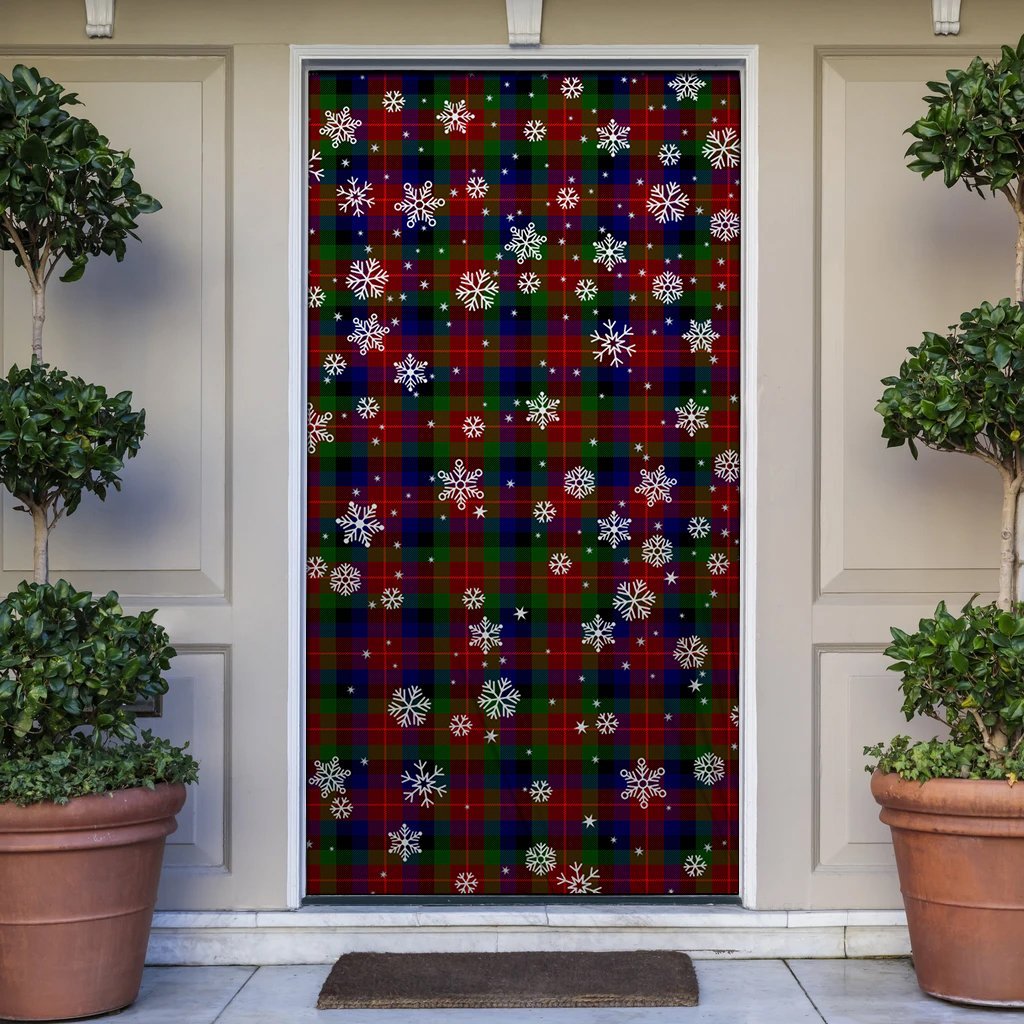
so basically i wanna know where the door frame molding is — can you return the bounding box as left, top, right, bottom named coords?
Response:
left=287, top=43, right=759, bottom=908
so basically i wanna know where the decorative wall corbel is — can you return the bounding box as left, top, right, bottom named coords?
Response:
left=85, top=0, right=115, bottom=38
left=506, top=0, right=542, bottom=46
left=933, top=0, right=961, bottom=35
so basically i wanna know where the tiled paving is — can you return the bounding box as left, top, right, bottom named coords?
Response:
left=76, top=960, right=1024, bottom=1023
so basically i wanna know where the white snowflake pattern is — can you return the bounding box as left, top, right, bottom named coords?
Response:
left=612, top=580, right=657, bottom=622
left=710, top=208, right=741, bottom=242
left=634, top=464, right=678, bottom=506
left=556, top=187, right=580, bottom=210
left=549, top=552, right=573, bottom=575
left=518, top=271, right=542, bottom=295
left=564, top=465, right=597, bottom=499
left=675, top=398, right=709, bottom=436
left=582, top=614, right=616, bottom=652
left=393, top=352, right=429, bottom=393
left=401, top=760, right=448, bottom=807
left=394, top=180, right=446, bottom=228
left=450, top=714, right=473, bottom=737
left=309, top=757, right=351, bottom=799
left=356, top=396, right=380, bottom=420
left=707, top=552, right=731, bottom=576
left=525, top=841, right=558, bottom=875
left=560, top=76, right=584, bottom=99
left=324, top=353, right=347, bottom=378
left=466, top=176, right=489, bottom=199
left=669, top=74, right=706, bottom=102
left=683, top=854, right=708, bottom=878
left=652, top=270, right=685, bottom=304
left=307, top=403, right=333, bottom=453
left=694, top=751, right=726, bottom=786
left=714, top=449, right=740, bottom=483
left=525, top=391, right=561, bottom=430
left=336, top=177, right=375, bottom=215
left=346, top=258, right=389, bottom=300
left=647, top=182, right=689, bottom=224
left=596, top=118, right=631, bottom=157
left=477, top=676, right=520, bottom=718
left=593, top=234, right=628, bottom=271
left=455, top=268, right=500, bottom=311
left=524, top=119, right=547, bottom=141
left=658, top=143, right=681, bottom=166
left=381, top=587, right=404, bottom=609
left=590, top=319, right=636, bottom=367
left=308, top=149, right=324, bottom=183
left=529, top=779, right=553, bottom=803
left=504, top=221, right=547, bottom=263
left=387, top=823, right=423, bottom=862
left=382, top=90, right=406, bottom=112
left=595, top=712, right=619, bottom=735
left=673, top=635, right=708, bottom=669
left=533, top=500, right=557, bottom=524
left=336, top=502, right=385, bottom=547
left=347, top=313, right=390, bottom=356
left=703, top=126, right=740, bottom=169
left=462, top=415, right=486, bottom=439
left=462, top=586, right=486, bottom=610
left=455, top=871, right=478, bottom=894
left=437, top=459, right=485, bottom=510
left=437, top=98, right=475, bottom=135
left=320, top=107, right=362, bottom=147
left=330, top=563, right=362, bottom=596
left=683, top=319, right=720, bottom=353
left=330, top=795, right=354, bottom=820
left=469, top=616, right=504, bottom=654
left=620, top=757, right=667, bottom=809
left=688, top=516, right=711, bottom=540
left=556, top=862, right=602, bottom=894
left=307, top=555, right=328, bottom=579
left=308, top=285, right=326, bottom=309
left=597, top=510, right=632, bottom=549
left=641, top=534, right=673, bottom=567
left=575, top=278, right=598, bottom=301
left=388, top=685, right=431, bottom=727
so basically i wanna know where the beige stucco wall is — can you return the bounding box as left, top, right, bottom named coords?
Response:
left=2, top=0, right=1022, bottom=911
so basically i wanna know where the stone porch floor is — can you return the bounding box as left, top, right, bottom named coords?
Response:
left=85, top=959, right=1024, bottom=1023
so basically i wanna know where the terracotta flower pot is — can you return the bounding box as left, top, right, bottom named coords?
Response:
left=872, top=769, right=1024, bottom=1007
left=0, top=782, right=185, bottom=1021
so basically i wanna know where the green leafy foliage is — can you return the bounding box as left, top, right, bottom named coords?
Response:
left=0, top=580, right=175, bottom=756
left=868, top=599, right=1024, bottom=778
left=0, top=360, right=145, bottom=518
left=864, top=734, right=1024, bottom=782
left=0, top=732, right=198, bottom=806
left=905, top=36, right=1024, bottom=192
left=876, top=299, right=1024, bottom=460
left=0, top=64, right=160, bottom=283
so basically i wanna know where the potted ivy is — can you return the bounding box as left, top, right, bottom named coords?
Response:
left=867, top=38, right=1024, bottom=1008
left=0, top=65, right=197, bottom=1021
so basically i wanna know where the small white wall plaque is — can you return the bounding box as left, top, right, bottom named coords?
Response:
left=506, top=0, right=542, bottom=46
left=933, top=0, right=961, bottom=35
left=85, top=0, right=115, bottom=38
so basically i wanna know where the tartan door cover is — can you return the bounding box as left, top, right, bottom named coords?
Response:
left=305, top=69, right=740, bottom=896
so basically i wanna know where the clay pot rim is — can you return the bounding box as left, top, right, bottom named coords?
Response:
left=0, top=782, right=186, bottom=832
left=871, top=768, right=1024, bottom=817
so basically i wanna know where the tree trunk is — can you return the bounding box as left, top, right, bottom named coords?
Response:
left=999, top=474, right=1020, bottom=610
left=31, top=285, right=44, bottom=363
left=31, top=504, right=48, bottom=585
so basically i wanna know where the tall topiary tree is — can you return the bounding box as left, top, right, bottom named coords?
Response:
left=0, top=65, right=157, bottom=582
left=870, top=37, right=1024, bottom=776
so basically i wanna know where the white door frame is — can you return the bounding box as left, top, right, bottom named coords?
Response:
left=287, top=43, right=759, bottom=909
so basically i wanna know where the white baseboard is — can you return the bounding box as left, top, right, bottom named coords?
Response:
left=147, top=907, right=910, bottom=964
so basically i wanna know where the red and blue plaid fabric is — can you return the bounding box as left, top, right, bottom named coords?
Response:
left=306, top=69, right=740, bottom=896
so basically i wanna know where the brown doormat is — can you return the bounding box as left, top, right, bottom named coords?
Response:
left=316, top=950, right=698, bottom=1009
